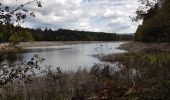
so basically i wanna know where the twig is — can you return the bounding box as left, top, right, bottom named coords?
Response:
left=122, top=80, right=135, bottom=97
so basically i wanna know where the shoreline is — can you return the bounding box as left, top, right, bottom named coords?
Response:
left=99, top=41, right=170, bottom=62
left=20, top=41, right=127, bottom=47
left=118, top=41, right=170, bottom=52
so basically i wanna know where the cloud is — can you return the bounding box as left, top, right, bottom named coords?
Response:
left=0, top=0, right=140, bottom=33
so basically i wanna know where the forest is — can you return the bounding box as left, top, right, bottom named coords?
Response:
left=0, top=25, right=133, bottom=42
left=28, top=28, right=133, bottom=41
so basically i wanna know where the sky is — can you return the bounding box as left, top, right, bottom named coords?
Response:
left=0, top=0, right=140, bottom=33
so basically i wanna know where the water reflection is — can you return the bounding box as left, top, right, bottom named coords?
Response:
left=18, top=42, right=126, bottom=70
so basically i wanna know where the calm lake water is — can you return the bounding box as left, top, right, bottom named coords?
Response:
left=19, top=42, right=126, bottom=70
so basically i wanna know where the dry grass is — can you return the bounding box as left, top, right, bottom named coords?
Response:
left=0, top=63, right=137, bottom=100
left=118, top=41, right=170, bottom=53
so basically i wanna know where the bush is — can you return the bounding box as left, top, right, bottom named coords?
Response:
left=0, top=46, right=21, bottom=62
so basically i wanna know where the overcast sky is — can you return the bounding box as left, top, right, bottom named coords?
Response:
left=1, top=0, right=140, bottom=33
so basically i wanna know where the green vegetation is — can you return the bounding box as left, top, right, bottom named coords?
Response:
left=0, top=46, right=21, bottom=62
left=0, top=26, right=133, bottom=42
left=0, top=25, right=33, bottom=46
left=26, top=28, right=133, bottom=41
left=135, top=0, right=170, bottom=42
left=0, top=0, right=41, bottom=45
left=0, top=26, right=132, bottom=43
left=0, top=25, right=133, bottom=42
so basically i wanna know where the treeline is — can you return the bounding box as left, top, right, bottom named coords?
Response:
left=135, top=0, right=170, bottom=42
left=27, top=28, right=133, bottom=41
left=0, top=25, right=133, bottom=42
left=0, top=25, right=33, bottom=44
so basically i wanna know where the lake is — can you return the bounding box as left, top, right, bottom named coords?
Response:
left=19, top=42, right=126, bottom=71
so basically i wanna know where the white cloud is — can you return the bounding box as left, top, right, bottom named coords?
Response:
left=0, top=0, right=140, bottom=33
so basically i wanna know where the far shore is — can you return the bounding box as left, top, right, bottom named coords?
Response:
left=0, top=41, right=127, bottom=49
left=20, top=41, right=127, bottom=47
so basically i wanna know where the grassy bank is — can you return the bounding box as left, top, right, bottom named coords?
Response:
left=101, top=41, right=170, bottom=99
left=118, top=41, right=170, bottom=52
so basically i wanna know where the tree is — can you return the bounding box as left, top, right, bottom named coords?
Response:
left=0, top=0, right=41, bottom=45
left=0, top=0, right=42, bottom=88
left=134, top=0, right=163, bottom=21
left=134, top=0, right=170, bottom=42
